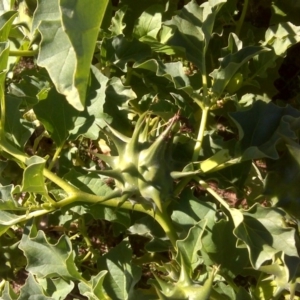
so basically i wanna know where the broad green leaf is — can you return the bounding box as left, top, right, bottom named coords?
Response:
left=234, top=205, right=299, bottom=269
left=164, top=0, right=226, bottom=71
left=117, top=0, right=165, bottom=36
left=21, top=156, right=46, bottom=194
left=133, top=5, right=163, bottom=39
left=0, top=184, right=23, bottom=210
left=59, top=0, right=109, bottom=110
left=202, top=218, right=249, bottom=276
left=0, top=210, right=25, bottom=235
left=37, top=277, right=74, bottom=300
left=134, top=59, right=193, bottom=94
left=229, top=101, right=300, bottom=160
left=69, top=65, right=110, bottom=140
left=172, top=189, right=216, bottom=235
left=33, top=88, right=76, bottom=146
left=0, top=281, right=18, bottom=300
left=211, top=46, right=268, bottom=97
left=18, top=273, right=52, bottom=300
left=37, top=0, right=109, bottom=110
left=78, top=270, right=109, bottom=300
left=264, top=143, right=300, bottom=220
left=0, top=10, right=18, bottom=41
left=176, top=219, right=207, bottom=276
left=101, top=35, right=152, bottom=71
left=37, top=20, right=77, bottom=106
left=98, top=239, right=141, bottom=300
left=32, top=0, right=60, bottom=33
left=4, top=95, right=34, bottom=148
left=19, top=221, right=83, bottom=280
left=104, top=76, right=137, bottom=135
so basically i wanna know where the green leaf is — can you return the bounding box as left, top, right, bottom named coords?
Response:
left=59, top=0, right=109, bottom=110
left=101, top=35, right=152, bottom=71
left=109, top=6, right=127, bottom=36
left=21, top=156, right=46, bottom=194
left=229, top=100, right=300, bottom=160
left=117, top=0, right=164, bottom=36
left=211, top=46, right=268, bottom=97
left=134, top=59, right=193, bottom=94
left=18, top=273, right=52, bottom=300
left=133, top=5, right=163, bottom=39
left=19, top=221, right=83, bottom=280
left=33, top=89, right=75, bottom=146
left=263, top=22, right=300, bottom=56
left=70, top=65, right=110, bottom=140
left=264, top=143, right=300, bottom=219
left=97, top=239, right=141, bottom=300
left=164, top=0, right=226, bottom=71
left=176, top=219, right=207, bottom=276
left=37, top=277, right=74, bottom=300
left=234, top=205, right=299, bottom=269
left=36, top=0, right=109, bottom=110
left=4, top=95, right=34, bottom=148
left=0, top=282, right=18, bottom=300
left=78, top=271, right=109, bottom=300
left=0, top=10, right=18, bottom=41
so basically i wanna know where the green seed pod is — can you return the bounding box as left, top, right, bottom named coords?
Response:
left=226, top=72, right=243, bottom=93
left=93, top=112, right=178, bottom=211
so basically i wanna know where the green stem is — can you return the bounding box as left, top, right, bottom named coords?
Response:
left=0, top=73, right=6, bottom=141
left=192, top=106, right=209, bottom=161
left=235, top=0, right=249, bottom=37
left=9, top=49, right=38, bottom=57
left=48, top=142, right=64, bottom=171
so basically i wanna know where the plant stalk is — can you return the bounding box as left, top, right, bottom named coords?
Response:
left=235, top=0, right=249, bottom=37
left=192, top=106, right=209, bottom=161
left=9, top=49, right=39, bottom=57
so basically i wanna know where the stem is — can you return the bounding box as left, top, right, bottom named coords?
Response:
left=48, top=142, right=64, bottom=171
left=192, top=106, right=209, bottom=161
left=58, top=192, right=177, bottom=248
left=9, top=49, right=39, bottom=57
left=235, top=0, right=249, bottom=37
left=0, top=72, right=6, bottom=141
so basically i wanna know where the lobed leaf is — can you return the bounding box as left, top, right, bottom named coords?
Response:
left=19, top=221, right=83, bottom=280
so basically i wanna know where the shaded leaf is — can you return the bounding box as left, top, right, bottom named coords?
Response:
left=176, top=219, right=207, bottom=276
left=234, top=205, right=299, bottom=269
left=97, top=239, right=141, bottom=300
left=264, top=143, right=300, bottom=220
left=164, top=0, right=226, bottom=71
left=229, top=100, right=300, bottom=160
left=101, top=35, right=152, bottom=71
left=5, top=95, right=34, bottom=148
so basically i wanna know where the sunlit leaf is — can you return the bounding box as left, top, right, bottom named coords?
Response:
left=19, top=221, right=83, bottom=280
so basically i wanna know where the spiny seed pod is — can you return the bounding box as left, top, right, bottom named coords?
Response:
left=95, top=112, right=179, bottom=212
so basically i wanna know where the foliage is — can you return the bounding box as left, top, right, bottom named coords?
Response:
left=0, top=0, right=300, bottom=299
